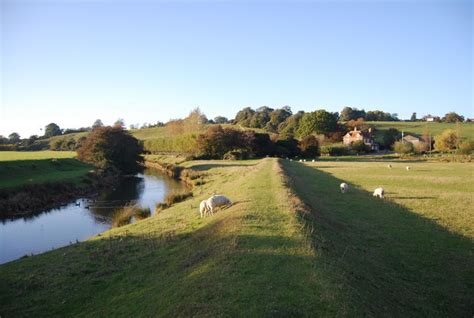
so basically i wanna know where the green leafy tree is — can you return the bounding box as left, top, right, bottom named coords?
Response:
left=77, top=126, right=143, bottom=173
left=44, top=123, right=62, bottom=138
left=380, top=128, right=400, bottom=149
left=92, top=119, right=104, bottom=129
left=443, top=112, right=464, bottom=123
left=296, top=110, right=338, bottom=137
left=410, top=112, right=417, bottom=121
left=278, top=111, right=305, bottom=139
left=8, top=132, right=20, bottom=143
left=434, top=129, right=459, bottom=152
left=214, top=116, right=228, bottom=124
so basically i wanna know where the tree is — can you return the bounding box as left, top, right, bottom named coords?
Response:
left=442, top=112, right=464, bottom=123
left=265, top=107, right=292, bottom=132
left=214, top=116, right=228, bottom=124
left=44, top=123, right=62, bottom=138
left=457, top=139, right=474, bottom=155
left=434, top=129, right=459, bottom=152
left=77, top=126, right=143, bottom=173
left=380, top=128, right=400, bottom=149
left=183, top=108, right=207, bottom=132
left=277, top=111, right=305, bottom=139
left=92, top=119, right=104, bottom=129
left=410, top=112, right=417, bottom=121
left=8, top=132, right=20, bottom=143
left=340, top=107, right=366, bottom=121
left=114, top=118, right=125, bottom=128
left=296, top=110, right=338, bottom=137
left=298, top=135, right=320, bottom=157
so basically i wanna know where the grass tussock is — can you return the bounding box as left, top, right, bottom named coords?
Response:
left=164, top=190, right=193, bottom=206
left=111, top=205, right=135, bottom=228
left=112, top=205, right=152, bottom=228
left=134, top=207, right=151, bottom=220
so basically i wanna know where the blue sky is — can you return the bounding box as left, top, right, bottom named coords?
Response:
left=1, top=0, right=472, bottom=137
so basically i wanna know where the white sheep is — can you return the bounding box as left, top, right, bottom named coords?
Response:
left=312, top=159, right=315, bottom=162
left=373, top=187, right=385, bottom=198
left=406, top=166, right=410, bottom=171
left=299, top=159, right=303, bottom=162
left=206, top=195, right=232, bottom=215
left=199, top=200, right=210, bottom=218
left=340, top=183, right=349, bottom=193
left=387, top=164, right=392, bottom=169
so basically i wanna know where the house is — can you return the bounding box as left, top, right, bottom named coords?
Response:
left=402, top=134, right=420, bottom=145
left=343, top=127, right=378, bottom=150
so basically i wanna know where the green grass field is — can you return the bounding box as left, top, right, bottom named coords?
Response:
left=371, top=121, right=474, bottom=138
left=0, top=150, right=76, bottom=161
left=0, top=151, right=91, bottom=189
left=1, top=157, right=472, bottom=316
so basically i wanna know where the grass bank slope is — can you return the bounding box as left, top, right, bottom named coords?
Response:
left=0, top=151, right=91, bottom=189
left=281, top=159, right=473, bottom=316
left=0, top=159, right=328, bottom=317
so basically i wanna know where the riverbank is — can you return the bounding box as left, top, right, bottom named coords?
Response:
left=1, top=158, right=472, bottom=316
left=0, top=153, right=117, bottom=218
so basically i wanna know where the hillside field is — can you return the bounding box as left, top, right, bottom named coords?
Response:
left=1, top=157, right=472, bottom=316
left=0, top=151, right=91, bottom=189
left=371, top=121, right=474, bottom=138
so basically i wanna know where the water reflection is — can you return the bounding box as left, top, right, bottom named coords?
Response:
left=0, top=169, right=185, bottom=264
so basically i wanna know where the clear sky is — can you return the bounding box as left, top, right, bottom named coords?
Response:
left=1, top=0, right=472, bottom=138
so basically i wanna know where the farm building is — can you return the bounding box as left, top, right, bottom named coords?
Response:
left=401, top=134, right=420, bottom=145
left=343, top=127, right=379, bottom=150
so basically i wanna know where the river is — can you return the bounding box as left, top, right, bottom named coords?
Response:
left=0, top=168, right=185, bottom=264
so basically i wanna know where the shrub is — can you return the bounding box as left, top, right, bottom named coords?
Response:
left=164, top=190, right=193, bottom=206
left=414, top=141, right=430, bottom=154
left=223, top=148, right=250, bottom=160
left=134, top=207, right=151, bottom=220
left=457, top=139, right=474, bottom=155
left=393, top=141, right=414, bottom=154
left=434, top=129, right=459, bottom=152
left=112, top=205, right=136, bottom=228
left=351, top=140, right=371, bottom=153
left=77, top=126, right=143, bottom=173
left=320, top=145, right=350, bottom=156
left=298, top=135, right=320, bottom=158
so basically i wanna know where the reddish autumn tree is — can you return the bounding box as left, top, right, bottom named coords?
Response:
left=77, top=126, right=143, bottom=173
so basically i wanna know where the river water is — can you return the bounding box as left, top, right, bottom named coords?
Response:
left=0, top=168, right=185, bottom=264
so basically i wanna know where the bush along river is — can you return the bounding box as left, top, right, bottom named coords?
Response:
left=0, top=168, right=186, bottom=264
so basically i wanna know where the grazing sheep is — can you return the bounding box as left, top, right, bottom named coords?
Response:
left=406, top=166, right=410, bottom=171
left=299, top=159, right=303, bottom=162
left=340, top=183, right=349, bottom=193
left=373, top=187, right=385, bottom=198
left=206, top=195, right=232, bottom=215
left=312, top=159, right=315, bottom=162
left=387, top=164, right=392, bottom=169
left=199, top=200, right=210, bottom=218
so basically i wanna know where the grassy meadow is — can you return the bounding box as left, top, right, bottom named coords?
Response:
left=0, top=151, right=91, bottom=189
left=371, top=121, right=474, bottom=138
left=1, top=157, right=472, bottom=316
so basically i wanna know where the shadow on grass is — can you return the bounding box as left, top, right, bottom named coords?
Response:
left=0, top=217, right=329, bottom=317
left=281, top=160, right=473, bottom=316
left=190, top=162, right=259, bottom=171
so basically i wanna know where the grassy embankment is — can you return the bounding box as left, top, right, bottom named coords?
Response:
left=0, top=151, right=91, bottom=189
left=1, top=157, right=473, bottom=316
